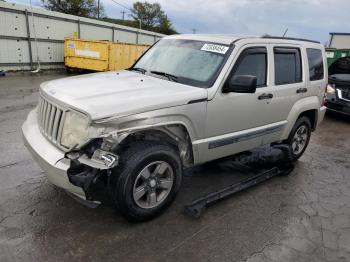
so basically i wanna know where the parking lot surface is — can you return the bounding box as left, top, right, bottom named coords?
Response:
left=0, top=73, right=350, bottom=262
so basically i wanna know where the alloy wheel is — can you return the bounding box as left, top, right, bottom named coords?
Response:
left=133, top=161, right=174, bottom=209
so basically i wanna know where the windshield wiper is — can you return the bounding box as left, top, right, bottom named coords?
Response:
left=129, top=67, right=146, bottom=74
left=150, top=70, right=178, bottom=82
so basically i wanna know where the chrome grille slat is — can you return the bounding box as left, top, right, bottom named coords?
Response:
left=52, top=109, right=62, bottom=142
left=40, top=99, right=44, bottom=124
left=44, top=103, right=52, bottom=134
left=48, top=106, right=56, bottom=138
left=41, top=100, right=47, bottom=129
left=38, top=98, right=43, bottom=123
left=37, top=96, right=66, bottom=148
left=57, top=111, right=66, bottom=145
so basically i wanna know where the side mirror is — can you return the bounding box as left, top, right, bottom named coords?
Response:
left=223, top=75, right=257, bottom=93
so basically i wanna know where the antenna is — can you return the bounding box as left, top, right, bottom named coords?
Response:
left=282, top=28, right=288, bottom=37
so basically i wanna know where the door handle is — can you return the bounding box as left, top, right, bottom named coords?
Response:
left=296, top=88, right=307, bottom=93
left=258, top=93, right=273, bottom=100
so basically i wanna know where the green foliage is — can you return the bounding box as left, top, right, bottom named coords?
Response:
left=131, top=1, right=177, bottom=35
left=41, top=0, right=105, bottom=18
left=41, top=0, right=176, bottom=35
left=158, top=14, right=177, bottom=35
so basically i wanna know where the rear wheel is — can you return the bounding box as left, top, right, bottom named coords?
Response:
left=112, top=142, right=182, bottom=222
left=285, top=116, right=312, bottom=161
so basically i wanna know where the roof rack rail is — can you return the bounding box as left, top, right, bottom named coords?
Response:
left=261, top=36, right=320, bottom=44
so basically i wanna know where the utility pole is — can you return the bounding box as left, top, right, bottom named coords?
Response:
left=121, top=10, right=126, bottom=20
left=97, top=0, right=100, bottom=18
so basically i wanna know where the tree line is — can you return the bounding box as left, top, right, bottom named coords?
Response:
left=41, top=0, right=177, bottom=35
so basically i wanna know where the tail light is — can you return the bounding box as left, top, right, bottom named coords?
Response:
left=326, top=84, right=335, bottom=94
left=322, top=83, right=329, bottom=106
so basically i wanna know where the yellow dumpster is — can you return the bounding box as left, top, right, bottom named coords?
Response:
left=64, top=38, right=150, bottom=72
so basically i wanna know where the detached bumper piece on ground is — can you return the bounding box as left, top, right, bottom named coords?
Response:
left=184, top=145, right=295, bottom=218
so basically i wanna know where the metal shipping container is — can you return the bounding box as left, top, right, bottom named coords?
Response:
left=64, top=38, right=149, bottom=71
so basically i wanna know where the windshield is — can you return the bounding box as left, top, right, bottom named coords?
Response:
left=132, top=39, right=233, bottom=88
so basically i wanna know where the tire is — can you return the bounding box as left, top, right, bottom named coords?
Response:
left=112, top=141, right=182, bottom=222
left=284, top=116, right=312, bottom=161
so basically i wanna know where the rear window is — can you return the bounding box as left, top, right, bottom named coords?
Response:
left=274, top=47, right=302, bottom=85
left=307, top=48, right=324, bottom=81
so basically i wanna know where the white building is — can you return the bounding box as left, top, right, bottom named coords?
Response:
left=329, top=33, right=350, bottom=49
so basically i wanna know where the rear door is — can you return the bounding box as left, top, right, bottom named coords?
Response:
left=262, top=45, right=306, bottom=144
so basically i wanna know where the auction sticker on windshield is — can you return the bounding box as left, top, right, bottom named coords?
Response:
left=201, top=43, right=229, bottom=54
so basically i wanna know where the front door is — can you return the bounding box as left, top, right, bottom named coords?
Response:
left=197, top=45, right=271, bottom=163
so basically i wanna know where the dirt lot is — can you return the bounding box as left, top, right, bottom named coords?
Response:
left=0, top=73, right=350, bottom=262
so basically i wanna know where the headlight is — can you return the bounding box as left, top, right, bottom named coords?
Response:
left=61, top=111, right=89, bottom=148
left=326, top=84, right=335, bottom=94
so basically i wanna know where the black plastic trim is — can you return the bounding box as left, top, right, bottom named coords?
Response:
left=261, top=36, right=320, bottom=44
left=0, top=35, right=64, bottom=43
left=208, top=124, right=285, bottom=149
left=188, top=98, right=207, bottom=104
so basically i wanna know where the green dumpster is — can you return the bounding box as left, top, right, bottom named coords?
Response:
left=326, top=48, right=350, bottom=67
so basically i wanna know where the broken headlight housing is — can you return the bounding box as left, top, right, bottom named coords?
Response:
left=61, top=111, right=89, bottom=149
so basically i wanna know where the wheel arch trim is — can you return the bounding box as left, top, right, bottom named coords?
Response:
left=281, top=96, right=321, bottom=140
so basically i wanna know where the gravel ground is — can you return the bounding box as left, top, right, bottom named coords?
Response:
left=0, top=73, right=350, bottom=262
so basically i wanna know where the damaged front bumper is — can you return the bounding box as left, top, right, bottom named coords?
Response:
left=325, top=90, right=350, bottom=115
left=22, top=109, right=117, bottom=207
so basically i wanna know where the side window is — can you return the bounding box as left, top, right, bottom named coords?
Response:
left=230, top=47, right=267, bottom=87
left=274, top=47, right=302, bottom=85
left=307, top=48, right=324, bottom=81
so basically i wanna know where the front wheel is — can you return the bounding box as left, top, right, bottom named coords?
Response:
left=112, top=142, right=182, bottom=222
left=284, top=116, right=312, bottom=161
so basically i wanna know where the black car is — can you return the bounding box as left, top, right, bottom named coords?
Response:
left=325, top=56, right=350, bottom=115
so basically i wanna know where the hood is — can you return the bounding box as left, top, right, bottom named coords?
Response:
left=329, top=74, right=350, bottom=84
left=329, top=56, right=350, bottom=76
left=40, top=71, right=207, bottom=120
left=329, top=74, right=350, bottom=89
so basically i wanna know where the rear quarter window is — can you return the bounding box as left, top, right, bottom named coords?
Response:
left=306, top=48, right=324, bottom=81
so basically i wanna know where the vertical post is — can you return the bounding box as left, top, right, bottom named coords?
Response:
left=77, top=19, right=81, bottom=38
left=25, top=9, right=33, bottom=70
left=137, top=19, right=141, bottom=44
left=329, top=34, right=333, bottom=48
left=112, top=28, right=115, bottom=42
left=97, top=0, right=100, bottom=19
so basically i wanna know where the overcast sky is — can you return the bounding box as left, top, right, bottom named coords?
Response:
left=8, top=0, right=350, bottom=43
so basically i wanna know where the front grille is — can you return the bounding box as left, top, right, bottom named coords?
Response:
left=340, top=89, right=350, bottom=100
left=37, top=96, right=65, bottom=146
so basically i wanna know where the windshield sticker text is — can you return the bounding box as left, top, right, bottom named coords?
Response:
left=201, top=44, right=229, bottom=54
